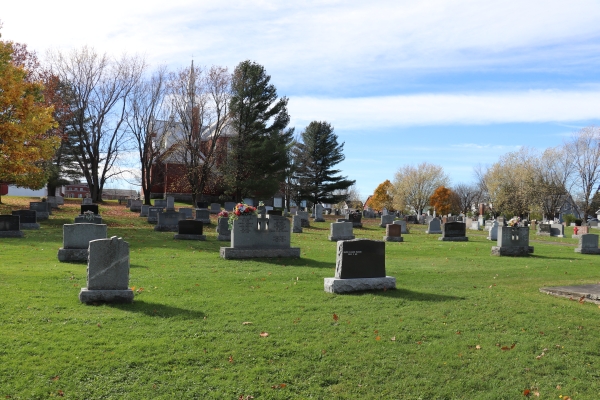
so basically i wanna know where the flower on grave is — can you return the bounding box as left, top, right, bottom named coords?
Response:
left=217, top=210, right=229, bottom=218
left=228, top=203, right=258, bottom=230
left=507, top=216, right=520, bottom=227
left=258, top=201, right=265, bottom=207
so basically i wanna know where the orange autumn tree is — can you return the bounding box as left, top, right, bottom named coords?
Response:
left=429, top=185, right=455, bottom=216
left=369, top=179, right=395, bottom=211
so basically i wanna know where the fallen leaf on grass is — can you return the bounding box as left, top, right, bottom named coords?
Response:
left=523, top=389, right=530, bottom=396
left=271, top=383, right=286, bottom=389
left=57, top=390, right=64, bottom=397
left=475, top=345, right=481, bottom=350
left=51, top=376, right=60, bottom=381
left=501, top=344, right=516, bottom=351
left=579, top=296, right=585, bottom=304
left=229, top=355, right=234, bottom=363
left=238, top=396, right=255, bottom=400
left=391, top=336, right=396, bottom=341
left=242, top=321, right=252, bottom=325
left=375, top=336, right=380, bottom=341
left=333, top=313, right=339, bottom=322
left=260, top=332, right=269, bottom=337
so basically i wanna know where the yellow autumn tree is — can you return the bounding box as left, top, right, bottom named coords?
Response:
left=369, top=179, right=395, bottom=211
left=0, top=39, right=58, bottom=198
left=429, top=185, right=455, bottom=216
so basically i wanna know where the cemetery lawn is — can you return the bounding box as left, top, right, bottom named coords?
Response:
left=1, top=198, right=600, bottom=399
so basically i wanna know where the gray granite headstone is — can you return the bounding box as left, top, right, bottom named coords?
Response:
left=550, top=223, right=565, bottom=238
left=575, top=234, right=600, bottom=254
left=179, top=207, right=193, bottom=219
left=154, top=199, right=167, bottom=208
left=166, top=196, right=175, bottom=211
left=58, top=223, right=107, bottom=261
left=210, top=203, right=221, bottom=214
left=487, top=221, right=499, bottom=240
left=155, top=210, right=185, bottom=232
left=292, top=215, right=303, bottom=233
left=380, top=214, right=395, bottom=228
left=328, top=221, right=355, bottom=241
left=392, top=220, right=408, bottom=234
left=314, top=204, right=325, bottom=222
left=491, top=226, right=534, bottom=256
left=426, top=218, right=442, bottom=234
left=29, top=202, right=50, bottom=219
left=147, top=207, right=164, bottom=224
left=297, top=211, right=310, bottom=228
left=129, top=199, right=142, bottom=212
left=216, top=217, right=231, bottom=241
left=0, top=215, right=24, bottom=237
left=79, top=236, right=133, bottom=303
left=82, top=198, right=93, bottom=205
left=470, top=221, right=480, bottom=230
left=224, top=202, right=236, bottom=212
left=195, top=209, right=211, bottom=224
left=139, top=204, right=150, bottom=217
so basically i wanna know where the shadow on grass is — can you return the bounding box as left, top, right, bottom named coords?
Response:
left=256, top=257, right=333, bottom=269
left=345, top=287, right=464, bottom=302
left=529, top=254, right=577, bottom=260
left=110, top=300, right=205, bottom=319
left=305, top=226, right=328, bottom=231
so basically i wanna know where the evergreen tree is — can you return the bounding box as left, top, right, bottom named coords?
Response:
left=221, top=60, right=292, bottom=201
left=293, top=121, right=354, bottom=205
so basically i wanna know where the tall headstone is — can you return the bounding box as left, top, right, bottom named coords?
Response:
left=469, top=221, right=480, bottom=231
left=216, top=217, right=232, bottom=241
left=220, top=215, right=300, bottom=259
left=491, top=226, right=534, bottom=256
left=297, top=211, right=310, bottom=228
left=58, top=223, right=107, bottom=261
left=439, top=222, right=468, bottom=241
left=383, top=224, right=403, bottom=242
left=12, top=210, right=39, bottom=229
left=380, top=214, right=395, bottom=228
left=174, top=220, right=205, bottom=240
left=426, top=218, right=442, bottom=234
left=79, top=236, right=133, bottom=304
left=314, top=204, right=325, bottom=222
left=487, top=220, right=499, bottom=241
left=166, top=196, right=175, bottom=212
left=324, top=239, right=396, bottom=293
left=0, top=215, right=24, bottom=237
left=328, top=221, right=355, bottom=241
left=574, top=234, right=600, bottom=254
left=292, top=215, right=303, bottom=233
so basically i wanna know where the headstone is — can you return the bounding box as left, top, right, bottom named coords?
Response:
left=297, top=211, right=310, bottom=228
left=58, top=223, right=107, bottom=261
left=392, top=220, right=409, bottom=234
left=147, top=207, right=164, bottom=224
left=537, top=223, right=551, bottom=236
left=487, top=221, right=499, bottom=241
left=195, top=209, right=211, bottom=224
left=346, top=212, right=363, bottom=228
left=81, top=204, right=99, bottom=215
left=465, top=217, right=472, bottom=228
left=589, top=220, right=599, bottom=228
left=380, top=214, right=395, bottom=228
left=29, top=202, right=50, bottom=220
left=314, top=204, right=325, bottom=222
left=196, top=201, right=208, bottom=209
left=139, top=204, right=150, bottom=217
left=292, top=215, right=303, bottom=233
left=324, top=239, right=395, bottom=293
left=74, top=212, right=103, bottom=224
left=267, top=209, right=283, bottom=216
left=179, top=207, right=193, bottom=219
left=573, top=225, right=589, bottom=239
left=491, top=226, right=534, bottom=256
left=79, top=236, right=133, bottom=304
left=220, top=215, right=300, bottom=259
left=154, top=210, right=185, bottom=232
left=328, top=221, right=355, bottom=241
left=290, top=206, right=298, bottom=215
left=154, top=199, right=167, bottom=208
left=439, top=222, right=468, bottom=241
left=383, top=223, right=403, bottom=242
left=497, top=216, right=506, bottom=226
left=426, top=218, right=442, bottom=234
left=82, top=198, right=93, bottom=205
left=47, top=196, right=60, bottom=209
left=470, top=221, right=480, bottom=231
left=0, top=215, right=24, bottom=237
left=210, top=203, right=221, bottom=214
left=55, top=196, right=64, bottom=206
left=405, top=215, right=417, bottom=224
left=574, top=234, right=600, bottom=254
left=224, top=202, right=236, bottom=212
left=216, top=217, right=232, bottom=241
left=126, top=199, right=132, bottom=208
left=129, top=199, right=142, bottom=212
left=550, top=223, right=565, bottom=238
left=174, top=220, right=205, bottom=240
left=166, top=196, right=175, bottom=211
left=12, top=210, right=39, bottom=229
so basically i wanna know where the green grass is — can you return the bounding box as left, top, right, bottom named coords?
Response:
left=1, top=197, right=599, bottom=399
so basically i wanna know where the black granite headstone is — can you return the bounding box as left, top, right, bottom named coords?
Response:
left=0, top=215, right=20, bottom=231
left=267, top=210, right=282, bottom=216
left=346, top=213, right=362, bottom=223
left=442, top=222, right=466, bottom=238
left=81, top=204, right=99, bottom=215
left=538, top=224, right=551, bottom=234
left=196, top=201, right=208, bottom=209
left=405, top=215, right=417, bottom=224
left=30, top=202, right=51, bottom=213
left=12, top=210, right=36, bottom=224
left=335, top=239, right=385, bottom=279
left=178, top=220, right=203, bottom=235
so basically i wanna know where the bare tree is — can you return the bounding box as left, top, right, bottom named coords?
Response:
left=49, top=47, right=145, bottom=202
left=392, top=162, right=449, bottom=215
left=452, top=183, right=482, bottom=215
left=125, top=65, right=169, bottom=204
left=532, top=146, right=573, bottom=219
left=564, top=126, right=600, bottom=220
left=167, top=63, right=230, bottom=204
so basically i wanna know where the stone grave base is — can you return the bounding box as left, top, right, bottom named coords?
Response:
left=0, top=231, right=24, bottom=238
left=314, top=218, right=325, bottom=222
left=35, top=212, right=49, bottom=220
left=351, top=223, right=363, bottom=228
left=438, top=237, right=468, bottom=241
left=220, top=247, right=301, bottom=259
left=196, top=218, right=211, bottom=225
left=383, top=236, right=403, bottom=242
left=539, top=284, right=600, bottom=305
left=491, top=246, right=534, bottom=256
left=139, top=212, right=148, bottom=217
left=324, top=276, right=396, bottom=294
left=217, top=234, right=231, bottom=241
left=147, top=217, right=158, bottom=224
left=21, top=223, right=40, bottom=230
left=301, top=220, right=310, bottom=228
left=292, top=228, right=303, bottom=233
left=537, top=232, right=550, bottom=236
left=329, top=235, right=355, bottom=241
left=426, top=230, right=442, bottom=234
left=486, top=236, right=496, bottom=241
left=79, top=288, right=134, bottom=304
left=130, top=206, right=141, bottom=212
left=173, top=234, right=206, bottom=240
left=572, top=234, right=583, bottom=239
left=574, top=247, right=600, bottom=254
left=154, top=224, right=179, bottom=232
left=57, top=248, right=88, bottom=262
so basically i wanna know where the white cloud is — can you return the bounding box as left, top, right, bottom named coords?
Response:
left=288, top=90, right=600, bottom=129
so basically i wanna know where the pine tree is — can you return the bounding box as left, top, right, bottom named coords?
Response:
left=221, top=60, right=292, bottom=201
left=293, top=121, right=354, bottom=205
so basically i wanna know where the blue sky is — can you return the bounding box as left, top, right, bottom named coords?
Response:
left=3, top=0, right=600, bottom=199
